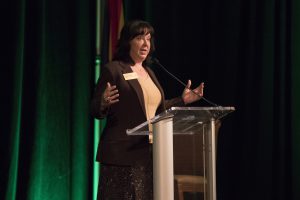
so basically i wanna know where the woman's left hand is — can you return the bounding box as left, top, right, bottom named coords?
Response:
left=182, top=80, right=204, bottom=105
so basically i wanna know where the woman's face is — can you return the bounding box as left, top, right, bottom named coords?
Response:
left=129, top=32, right=151, bottom=63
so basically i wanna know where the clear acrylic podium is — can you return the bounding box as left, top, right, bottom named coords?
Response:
left=126, top=106, right=235, bottom=200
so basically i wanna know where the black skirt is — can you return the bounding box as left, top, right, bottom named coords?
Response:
left=97, top=160, right=153, bottom=200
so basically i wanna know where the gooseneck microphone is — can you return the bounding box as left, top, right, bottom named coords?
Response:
left=152, top=58, right=221, bottom=107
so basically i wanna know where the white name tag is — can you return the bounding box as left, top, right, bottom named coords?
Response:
left=123, top=72, right=138, bottom=80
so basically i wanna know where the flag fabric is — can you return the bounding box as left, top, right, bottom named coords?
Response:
left=107, top=0, right=124, bottom=61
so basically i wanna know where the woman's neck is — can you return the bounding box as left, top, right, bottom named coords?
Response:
left=131, top=62, right=143, bottom=68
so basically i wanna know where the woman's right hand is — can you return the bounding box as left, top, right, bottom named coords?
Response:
left=101, top=82, right=119, bottom=107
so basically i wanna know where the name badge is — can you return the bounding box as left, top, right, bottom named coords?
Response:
left=123, top=72, right=138, bottom=80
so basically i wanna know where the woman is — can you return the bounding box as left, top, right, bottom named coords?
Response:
left=91, top=20, right=204, bottom=200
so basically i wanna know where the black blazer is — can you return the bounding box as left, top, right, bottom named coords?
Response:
left=91, top=61, right=184, bottom=166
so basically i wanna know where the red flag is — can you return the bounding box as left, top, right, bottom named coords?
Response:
left=108, top=0, right=124, bottom=61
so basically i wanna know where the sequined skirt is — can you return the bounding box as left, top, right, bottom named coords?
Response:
left=97, top=161, right=153, bottom=200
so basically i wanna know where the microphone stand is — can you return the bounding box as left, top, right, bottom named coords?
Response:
left=152, top=58, right=221, bottom=107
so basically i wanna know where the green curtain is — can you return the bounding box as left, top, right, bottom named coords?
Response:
left=1, top=0, right=95, bottom=199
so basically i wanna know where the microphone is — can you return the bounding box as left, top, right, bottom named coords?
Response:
left=152, top=58, right=221, bottom=107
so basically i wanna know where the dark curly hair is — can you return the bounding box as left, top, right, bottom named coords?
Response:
left=113, top=20, right=155, bottom=66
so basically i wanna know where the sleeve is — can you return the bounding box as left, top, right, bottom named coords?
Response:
left=164, top=96, right=185, bottom=110
left=90, top=66, right=114, bottom=119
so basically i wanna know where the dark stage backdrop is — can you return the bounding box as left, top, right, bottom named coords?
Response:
left=1, top=0, right=300, bottom=200
left=125, top=0, right=300, bottom=200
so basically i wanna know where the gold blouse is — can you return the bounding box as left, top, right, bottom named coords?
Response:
left=138, top=75, right=162, bottom=143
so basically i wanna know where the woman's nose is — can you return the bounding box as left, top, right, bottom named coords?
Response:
left=142, top=38, right=148, bottom=45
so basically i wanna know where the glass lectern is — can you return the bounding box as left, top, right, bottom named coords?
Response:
left=127, top=106, right=235, bottom=200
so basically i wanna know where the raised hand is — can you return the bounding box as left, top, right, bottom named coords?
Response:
left=101, top=82, right=119, bottom=107
left=182, top=80, right=204, bottom=105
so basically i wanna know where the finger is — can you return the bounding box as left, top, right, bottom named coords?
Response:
left=199, top=82, right=204, bottom=95
left=106, top=89, right=118, bottom=101
left=195, top=82, right=204, bottom=88
left=104, top=82, right=111, bottom=95
left=105, top=82, right=117, bottom=97
left=192, top=89, right=202, bottom=97
left=197, top=83, right=204, bottom=90
left=108, top=85, right=117, bottom=91
left=195, top=82, right=204, bottom=92
left=110, top=93, right=120, bottom=101
left=106, top=82, right=115, bottom=91
left=110, top=89, right=119, bottom=96
left=109, top=99, right=119, bottom=104
left=107, top=94, right=119, bottom=104
left=186, top=80, right=191, bottom=89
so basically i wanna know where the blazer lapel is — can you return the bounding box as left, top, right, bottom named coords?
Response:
left=119, top=62, right=147, bottom=118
